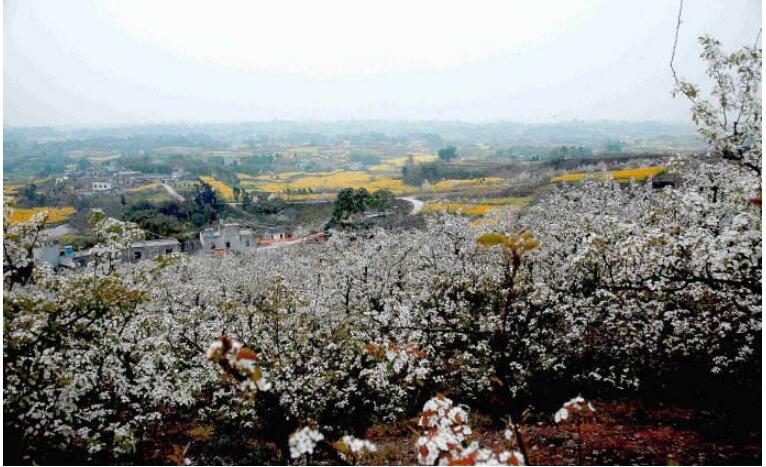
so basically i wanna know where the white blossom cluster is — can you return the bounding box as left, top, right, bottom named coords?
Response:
left=3, top=208, right=48, bottom=289
left=340, top=435, right=378, bottom=455
left=415, top=395, right=524, bottom=466
left=553, top=396, right=595, bottom=424
left=674, top=35, right=761, bottom=175
left=334, top=434, right=378, bottom=463
left=288, top=426, right=324, bottom=459
left=205, top=337, right=272, bottom=392
left=88, top=211, right=145, bottom=273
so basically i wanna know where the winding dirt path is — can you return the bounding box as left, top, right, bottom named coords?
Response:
left=398, top=196, right=425, bottom=214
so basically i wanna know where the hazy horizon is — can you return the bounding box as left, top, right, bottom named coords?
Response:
left=3, top=118, right=701, bottom=131
left=5, top=0, right=762, bottom=127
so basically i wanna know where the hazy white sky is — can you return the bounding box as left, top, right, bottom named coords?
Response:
left=3, top=0, right=762, bottom=126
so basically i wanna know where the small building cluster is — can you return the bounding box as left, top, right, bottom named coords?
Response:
left=34, top=237, right=181, bottom=269
left=198, top=220, right=328, bottom=254
left=32, top=217, right=328, bottom=269
left=199, top=221, right=256, bottom=254
left=61, top=161, right=191, bottom=196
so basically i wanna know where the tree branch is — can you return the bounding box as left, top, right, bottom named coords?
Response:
left=670, top=0, right=684, bottom=84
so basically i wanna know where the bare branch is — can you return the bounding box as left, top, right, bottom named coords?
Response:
left=670, top=0, right=684, bottom=84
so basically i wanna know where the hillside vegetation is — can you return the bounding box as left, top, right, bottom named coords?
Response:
left=2, top=34, right=761, bottom=466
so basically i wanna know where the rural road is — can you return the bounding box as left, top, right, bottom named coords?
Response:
left=399, top=196, right=424, bottom=215
left=162, top=183, right=185, bottom=202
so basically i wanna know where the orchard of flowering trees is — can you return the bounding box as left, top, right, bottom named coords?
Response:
left=3, top=37, right=762, bottom=465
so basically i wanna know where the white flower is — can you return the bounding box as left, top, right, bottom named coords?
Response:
left=555, top=396, right=595, bottom=423
left=289, top=426, right=324, bottom=459
left=255, top=374, right=272, bottom=391
left=341, top=435, right=377, bottom=454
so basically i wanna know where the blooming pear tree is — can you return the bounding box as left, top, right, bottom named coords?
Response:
left=3, top=207, right=49, bottom=289
left=88, top=210, right=145, bottom=274
left=673, top=34, right=762, bottom=175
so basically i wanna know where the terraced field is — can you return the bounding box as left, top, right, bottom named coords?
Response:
left=235, top=168, right=509, bottom=200
left=422, top=197, right=530, bottom=217
left=7, top=207, right=76, bottom=224
left=369, top=153, right=438, bottom=172
left=199, top=176, right=234, bottom=200
left=550, top=166, right=667, bottom=183
left=3, top=183, right=23, bottom=204
left=428, top=177, right=505, bottom=191
left=252, top=171, right=411, bottom=195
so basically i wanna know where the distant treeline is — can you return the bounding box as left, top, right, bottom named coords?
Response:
left=402, top=161, right=493, bottom=186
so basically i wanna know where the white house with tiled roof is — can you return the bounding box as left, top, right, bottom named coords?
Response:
left=199, top=221, right=255, bottom=254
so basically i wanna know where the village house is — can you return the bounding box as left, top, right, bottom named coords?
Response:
left=116, top=170, right=145, bottom=187
left=199, top=221, right=256, bottom=254
left=91, top=177, right=113, bottom=192
left=33, top=240, right=66, bottom=268
left=263, top=229, right=287, bottom=241
left=33, top=242, right=90, bottom=269
left=124, top=239, right=181, bottom=262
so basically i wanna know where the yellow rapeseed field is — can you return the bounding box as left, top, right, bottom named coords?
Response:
left=199, top=176, right=234, bottom=200
left=243, top=171, right=325, bottom=182
left=280, top=193, right=335, bottom=201
left=422, top=202, right=499, bottom=216
left=7, top=207, right=76, bottom=224
left=3, top=183, right=23, bottom=204
left=256, top=181, right=288, bottom=192
left=288, top=171, right=370, bottom=191
left=65, top=150, right=120, bottom=162
left=257, top=171, right=411, bottom=195
left=610, top=166, right=668, bottom=180
left=370, top=154, right=438, bottom=172
left=239, top=169, right=508, bottom=197
left=388, top=154, right=438, bottom=166
left=422, top=196, right=529, bottom=217
left=87, top=154, right=120, bottom=162
left=363, top=178, right=410, bottom=193
left=549, top=172, right=588, bottom=182
left=428, top=177, right=505, bottom=192
left=550, top=166, right=667, bottom=183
